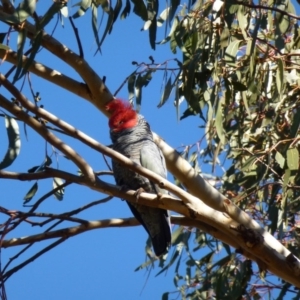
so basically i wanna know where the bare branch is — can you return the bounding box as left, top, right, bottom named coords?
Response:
left=0, top=88, right=96, bottom=183
left=0, top=49, right=91, bottom=101
left=1, top=218, right=140, bottom=248
left=2, top=237, right=67, bottom=282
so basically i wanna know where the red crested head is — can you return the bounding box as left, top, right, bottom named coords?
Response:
left=105, top=99, right=132, bottom=114
left=107, top=99, right=138, bottom=132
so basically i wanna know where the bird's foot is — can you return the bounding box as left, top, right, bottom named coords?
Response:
left=156, top=192, right=163, bottom=201
left=134, top=188, right=145, bottom=202
left=118, top=185, right=130, bottom=201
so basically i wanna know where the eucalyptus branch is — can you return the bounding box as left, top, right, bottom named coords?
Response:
left=1, top=218, right=140, bottom=248
left=0, top=49, right=91, bottom=101
left=0, top=92, right=298, bottom=284
left=0, top=90, right=96, bottom=183
left=0, top=2, right=299, bottom=289
left=0, top=197, right=112, bottom=274
left=2, top=16, right=289, bottom=270
left=34, top=196, right=113, bottom=227
left=0, top=214, right=281, bottom=283
left=1, top=166, right=299, bottom=285
left=19, top=212, right=93, bottom=225
left=15, top=82, right=293, bottom=270
left=21, top=14, right=112, bottom=110
left=2, top=237, right=67, bottom=283
left=0, top=9, right=267, bottom=253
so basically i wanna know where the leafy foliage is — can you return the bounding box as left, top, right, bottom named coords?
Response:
left=0, top=0, right=300, bottom=298
left=124, top=0, right=300, bottom=297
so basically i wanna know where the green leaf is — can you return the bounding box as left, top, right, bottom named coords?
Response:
left=0, top=33, right=7, bottom=44
left=287, top=148, right=299, bottom=171
left=27, top=155, right=52, bottom=173
left=120, top=0, right=131, bottom=19
left=232, top=81, right=247, bottom=91
left=156, top=246, right=181, bottom=276
left=157, top=8, right=169, bottom=27
left=174, top=80, right=180, bottom=121
left=279, top=15, right=290, bottom=34
left=157, top=15, right=178, bottom=44
left=222, top=242, right=231, bottom=255
left=276, top=59, right=284, bottom=95
left=224, top=40, right=241, bottom=67
left=95, top=0, right=110, bottom=11
left=229, top=4, right=238, bottom=14
left=134, top=71, right=153, bottom=111
left=275, top=151, right=285, bottom=169
left=134, top=258, right=154, bottom=271
left=131, top=0, right=147, bottom=21
left=180, top=106, right=198, bottom=120
left=53, top=177, right=65, bottom=201
left=169, top=0, right=180, bottom=24
left=158, top=76, right=172, bottom=107
left=14, top=28, right=27, bottom=82
left=109, top=0, right=122, bottom=33
left=215, top=98, right=225, bottom=144
left=171, top=226, right=184, bottom=245
left=0, top=44, right=9, bottom=50
left=147, top=0, right=158, bottom=49
left=72, top=0, right=92, bottom=18
left=149, top=18, right=157, bottom=50
left=38, top=2, right=65, bottom=29
left=98, top=6, right=114, bottom=49
left=14, top=0, right=36, bottom=23
left=237, top=7, right=248, bottom=39
left=24, top=182, right=38, bottom=203
left=135, top=75, right=143, bottom=111
left=91, top=3, right=102, bottom=54
left=289, top=107, right=300, bottom=139
left=19, top=31, right=43, bottom=79
left=220, top=27, right=230, bottom=48
left=127, top=72, right=136, bottom=101
left=60, top=6, right=69, bottom=18
left=0, top=116, right=21, bottom=170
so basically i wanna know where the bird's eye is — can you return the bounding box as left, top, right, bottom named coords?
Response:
left=118, top=121, right=124, bottom=125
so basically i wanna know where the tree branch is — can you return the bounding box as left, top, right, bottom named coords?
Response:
left=3, top=15, right=289, bottom=267
left=2, top=77, right=295, bottom=278
left=1, top=167, right=299, bottom=286
left=0, top=49, right=91, bottom=101
left=0, top=3, right=299, bottom=287
left=0, top=91, right=96, bottom=183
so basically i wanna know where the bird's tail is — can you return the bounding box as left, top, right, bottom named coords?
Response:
left=126, top=203, right=171, bottom=256
left=151, top=211, right=171, bottom=256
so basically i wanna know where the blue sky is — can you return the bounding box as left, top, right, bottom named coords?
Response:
left=0, top=1, right=208, bottom=299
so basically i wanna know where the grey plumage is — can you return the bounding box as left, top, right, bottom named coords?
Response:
left=110, top=115, right=171, bottom=256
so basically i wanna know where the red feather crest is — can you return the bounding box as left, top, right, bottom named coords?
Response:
left=106, top=99, right=138, bottom=132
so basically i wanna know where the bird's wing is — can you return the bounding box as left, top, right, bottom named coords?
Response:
left=140, top=141, right=167, bottom=194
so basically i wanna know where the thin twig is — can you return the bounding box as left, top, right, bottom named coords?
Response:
left=69, top=17, right=84, bottom=58
left=2, top=237, right=67, bottom=282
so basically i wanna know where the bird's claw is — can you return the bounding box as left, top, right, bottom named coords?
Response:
left=134, top=188, right=145, bottom=202
left=118, top=184, right=130, bottom=201
left=156, top=192, right=163, bottom=201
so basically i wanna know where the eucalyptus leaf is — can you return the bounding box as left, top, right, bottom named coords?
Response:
left=0, top=116, right=21, bottom=170
left=53, top=177, right=65, bottom=201
left=287, top=148, right=299, bottom=171
left=24, top=182, right=38, bottom=203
